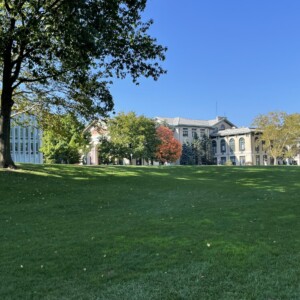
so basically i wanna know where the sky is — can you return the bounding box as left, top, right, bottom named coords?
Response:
left=110, top=0, right=300, bottom=127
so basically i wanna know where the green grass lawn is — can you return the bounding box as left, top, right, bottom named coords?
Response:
left=0, top=165, right=300, bottom=299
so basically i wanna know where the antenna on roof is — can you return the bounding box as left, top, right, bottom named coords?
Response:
left=216, top=101, right=218, bottom=117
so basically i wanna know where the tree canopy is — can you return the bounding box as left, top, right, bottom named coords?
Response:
left=0, top=0, right=167, bottom=168
left=156, top=126, right=181, bottom=164
left=253, top=112, right=300, bottom=164
left=101, top=112, right=159, bottom=163
left=40, top=113, right=90, bottom=164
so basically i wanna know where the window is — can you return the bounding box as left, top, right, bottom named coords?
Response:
left=25, top=142, right=29, bottom=155
left=262, top=140, right=266, bottom=152
left=220, top=124, right=225, bottom=130
left=239, top=156, right=246, bottom=166
left=220, top=139, right=226, bottom=153
left=255, top=137, right=259, bottom=152
left=229, top=138, right=235, bottom=153
left=230, top=156, right=236, bottom=165
left=36, top=142, right=40, bottom=154
left=220, top=157, right=226, bottom=165
left=192, top=128, right=197, bottom=138
left=183, top=128, right=188, bottom=137
left=212, top=140, right=217, bottom=154
left=15, top=127, right=19, bottom=139
left=239, top=137, right=245, bottom=151
left=200, top=129, right=205, bottom=137
left=256, top=155, right=260, bottom=166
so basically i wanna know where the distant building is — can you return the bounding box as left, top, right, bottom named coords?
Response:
left=155, top=116, right=235, bottom=145
left=210, top=127, right=266, bottom=165
left=83, top=120, right=108, bottom=165
left=84, top=115, right=299, bottom=166
left=10, top=116, right=43, bottom=164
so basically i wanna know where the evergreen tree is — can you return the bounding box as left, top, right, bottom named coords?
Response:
left=200, top=134, right=213, bottom=165
left=180, top=142, right=195, bottom=165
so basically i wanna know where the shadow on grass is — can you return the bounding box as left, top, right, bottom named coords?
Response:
left=3, top=164, right=298, bottom=194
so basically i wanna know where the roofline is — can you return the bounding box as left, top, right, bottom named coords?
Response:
left=212, top=118, right=236, bottom=128
left=210, top=128, right=262, bottom=137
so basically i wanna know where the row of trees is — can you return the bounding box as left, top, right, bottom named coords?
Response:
left=40, top=112, right=213, bottom=166
left=17, top=110, right=300, bottom=166
left=98, top=112, right=182, bottom=164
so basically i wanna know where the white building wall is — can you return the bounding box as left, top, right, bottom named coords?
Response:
left=10, top=116, right=43, bottom=164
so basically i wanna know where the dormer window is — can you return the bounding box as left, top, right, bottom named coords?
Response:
left=220, top=124, right=225, bottom=130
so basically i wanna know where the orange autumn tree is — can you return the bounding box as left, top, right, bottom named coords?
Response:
left=156, top=126, right=182, bottom=163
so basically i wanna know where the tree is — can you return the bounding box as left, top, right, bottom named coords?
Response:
left=107, top=112, right=159, bottom=163
left=180, top=142, right=195, bottom=165
left=200, top=133, right=213, bottom=164
left=40, top=113, right=90, bottom=164
left=98, top=136, right=120, bottom=165
left=155, top=126, right=182, bottom=164
left=0, top=1, right=166, bottom=168
left=253, top=112, right=300, bottom=164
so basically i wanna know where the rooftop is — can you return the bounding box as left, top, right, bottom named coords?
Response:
left=211, top=127, right=261, bottom=137
left=155, top=116, right=230, bottom=127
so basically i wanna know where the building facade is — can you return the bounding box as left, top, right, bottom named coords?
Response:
left=85, top=115, right=299, bottom=166
left=10, top=116, right=43, bottom=164
left=155, top=116, right=236, bottom=145
left=83, top=120, right=108, bottom=165
left=210, top=128, right=267, bottom=165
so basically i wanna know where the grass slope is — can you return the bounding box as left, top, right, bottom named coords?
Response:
left=0, top=165, right=300, bottom=299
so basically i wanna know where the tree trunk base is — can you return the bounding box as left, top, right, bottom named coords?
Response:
left=0, top=160, right=17, bottom=169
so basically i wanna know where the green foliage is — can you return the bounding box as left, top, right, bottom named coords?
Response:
left=200, top=133, right=213, bottom=165
left=0, top=0, right=166, bottom=118
left=40, top=113, right=89, bottom=164
left=180, top=142, right=195, bottom=165
left=253, top=112, right=300, bottom=163
left=180, top=134, right=213, bottom=165
left=106, top=112, right=159, bottom=162
left=0, top=0, right=167, bottom=167
left=98, top=136, right=120, bottom=164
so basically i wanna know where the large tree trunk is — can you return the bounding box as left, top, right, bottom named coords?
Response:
left=0, top=90, right=16, bottom=169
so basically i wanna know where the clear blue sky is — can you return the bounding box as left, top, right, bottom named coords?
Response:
left=110, top=0, right=300, bottom=127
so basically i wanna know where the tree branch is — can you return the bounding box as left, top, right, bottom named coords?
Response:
left=11, top=103, right=41, bottom=118
left=4, top=0, right=11, bottom=12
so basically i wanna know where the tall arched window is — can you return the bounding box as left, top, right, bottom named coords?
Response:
left=220, top=139, right=226, bottom=153
left=239, top=137, right=245, bottom=151
left=212, top=140, right=217, bottom=154
left=229, top=138, right=235, bottom=153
